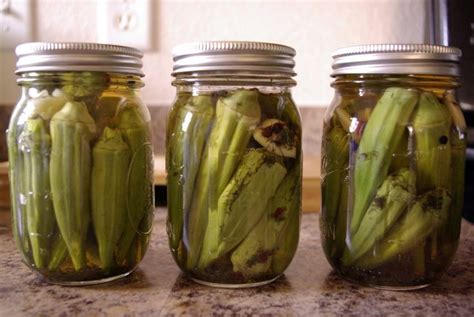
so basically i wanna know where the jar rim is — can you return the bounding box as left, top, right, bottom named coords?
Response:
left=15, top=42, right=144, bottom=77
left=331, top=44, right=461, bottom=77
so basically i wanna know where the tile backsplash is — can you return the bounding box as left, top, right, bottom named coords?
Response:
left=0, top=105, right=325, bottom=161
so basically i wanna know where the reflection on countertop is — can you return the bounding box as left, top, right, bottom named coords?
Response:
left=0, top=209, right=473, bottom=316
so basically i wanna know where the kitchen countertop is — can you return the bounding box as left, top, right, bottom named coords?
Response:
left=1, top=209, right=474, bottom=316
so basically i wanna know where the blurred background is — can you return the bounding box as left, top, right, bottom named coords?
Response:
left=0, top=0, right=428, bottom=108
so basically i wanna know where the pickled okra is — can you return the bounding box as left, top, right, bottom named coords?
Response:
left=166, top=87, right=302, bottom=285
left=351, top=88, right=418, bottom=234
left=10, top=94, right=152, bottom=281
left=320, top=124, right=348, bottom=257
left=442, top=94, right=466, bottom=243
left=10, top=44, right=152, bottom=284
left=167, top=95, right=214, bottom=254
left=321, top=45, right=465, bottom=289
left=198, top=148, right=287, bottom=269
left=270, top=166, right=301, bottom=273
left=231, top=213, right=276, bottom=278
left=341, top=169, right=415, bottom=266
left=19, top=118, right=56, bottom=269
left=412, top=92, right=451, bottom=192
left=91, top=127, right=130, bottom=270
left=186, top=89, right=261, bottom=270
left=321, top=86, right=465, bottom=288
left=7, top=112, right=30, bottom=261
left=50, top=101, right=96, bottom=270
left=116, top=106, right=153, bottom=263
left=356, top=189, right=451, bottom=269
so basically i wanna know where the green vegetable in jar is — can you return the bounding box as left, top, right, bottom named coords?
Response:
left=50, top=101, right=96, bottom=271
left=351, top=87, right=419, bottom=234
left=167, top=95, right=214, bottom=254
left=341, top=168, right=415, bottom=266
left=91, top=127, right=130, bottom=271
left=198, top=148, right=287, bottom=269
left=186, top=89, right=261, bottom=270
left=270, top=166, right=301, bottom=273
left=412, top=92, right=451, bottom=192
left=231, top=213, right=276, bottom=278
left=356, top=189, right=451, bottom=269
left=320, top=124, right=349, bottom=257
left=442, top=93, right=466, bottom=243
left=18, top=118, right=56, bottom=268
left=115, top=106, right=153, bottom=264
left=47, top=235, right=69, bottom=270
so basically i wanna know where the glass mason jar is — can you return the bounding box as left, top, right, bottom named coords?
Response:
left=7, top=43, right=154, bottom=285
left=320, top=44, right=466, bottom=289
left=166, top=41, right=302, bottom=287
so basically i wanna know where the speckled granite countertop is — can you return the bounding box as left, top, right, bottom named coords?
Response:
left=1, top=208, right=473, bottom=316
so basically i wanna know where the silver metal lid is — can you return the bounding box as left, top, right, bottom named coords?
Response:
left=171, top=41, right=296, bottom=77
left=331, top=44, right=461, bottom=77
left=15, top=42, right=144, bottom=76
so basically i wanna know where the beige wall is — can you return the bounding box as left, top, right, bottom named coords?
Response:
left=0, top=0, right=428, bottom=107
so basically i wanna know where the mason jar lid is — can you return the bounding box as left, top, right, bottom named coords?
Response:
left=171, top=41, right=296, bottom=77
left=331, top=44, right=461, bottom=77
left=15, top=42, right=144, bottom=76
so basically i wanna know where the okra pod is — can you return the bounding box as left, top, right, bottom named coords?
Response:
left=91, top=127, right=130, bottom=270
left=19, top=118, right=56, bottom=268
left=186, top=89, right=261, bottom=269
left=198, top=149, right=287, bottom=269
left=167, top=95, right=214, bottom=252
left=439, top=94, right=466, bottom=244
left=7, top=102, right=30, bottom=258
left=351, top=88, right=418, bottom=234
left=320, top=124, right=349, bottom=253
left=48, top=235, right=69, bottom=270
left=116, top=106, right=153, bottom=263
left=50, top=101, right=96, bottom=270
left=231, top=213, right=276, bottom=278
left=212, top=89, right=262, bottom=194
left=342, top=169, right=415, bottom=266
left=333, top=174, right=349, bottom=259
left=412, top=92, right=451, bottom=192
left=356, top=189, right=451, bottom=269
left=270, top=166, right=301, bottom=273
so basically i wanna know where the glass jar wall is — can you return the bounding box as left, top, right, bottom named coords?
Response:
left=167, top=42, right=302, bottom=287
left=321, top=44, right=466, bottom=290
left=8, top=43, right=154, bottom=285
